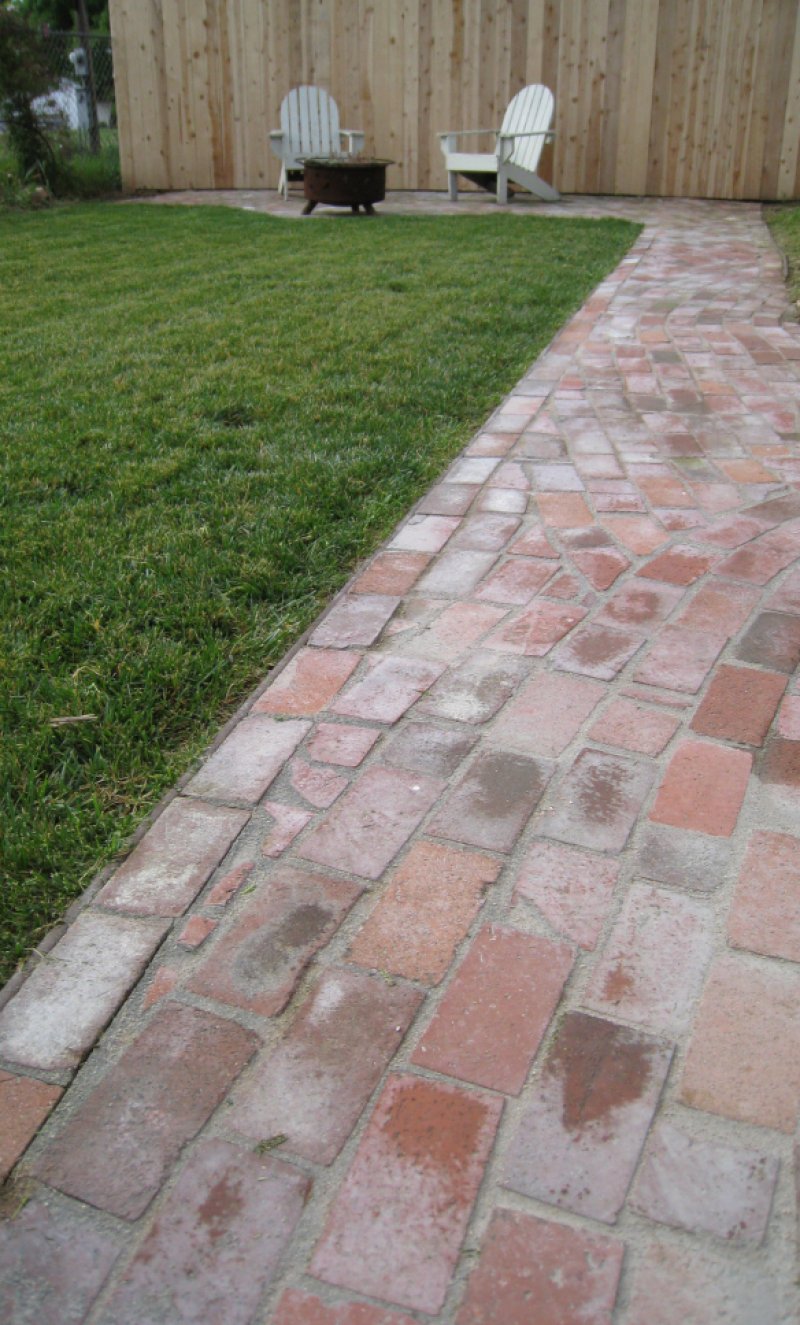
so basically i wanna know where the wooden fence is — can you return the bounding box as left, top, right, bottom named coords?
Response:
left=109, top=0, right=800, bottom=200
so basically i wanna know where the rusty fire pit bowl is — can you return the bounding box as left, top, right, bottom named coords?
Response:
left=300, top=157, right=394, bottom=215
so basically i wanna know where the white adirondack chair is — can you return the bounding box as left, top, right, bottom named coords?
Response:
left=270, top=86, right=365, bottom=199
left=439, top=84, right=558, bottom=204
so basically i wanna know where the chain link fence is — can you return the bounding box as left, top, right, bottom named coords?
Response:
left=32, top=30, right=116, bottom=157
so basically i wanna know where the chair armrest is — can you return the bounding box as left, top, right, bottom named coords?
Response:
left=438, top=128, right=498, bottom=140
left=340, top=130, right=365, bottom=154
left=269, top=130, right=284, bottom=143
left=497, top=129, right=555, bottom=161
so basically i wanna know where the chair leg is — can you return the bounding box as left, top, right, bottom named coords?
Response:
left=278, top=164, right=287, bottom=200
left=496, top=168, right=509, bottom=205
left=448, top=172, right=459, bottom=202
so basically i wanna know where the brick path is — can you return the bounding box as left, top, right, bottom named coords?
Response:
left=2, top=196, right=800, bottom=1323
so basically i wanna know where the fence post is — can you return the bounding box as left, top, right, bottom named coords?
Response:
left=76, top=0, right=100, bottom=154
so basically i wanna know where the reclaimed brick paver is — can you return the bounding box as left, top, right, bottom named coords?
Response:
left=4, top=197, right=800, bottom=1323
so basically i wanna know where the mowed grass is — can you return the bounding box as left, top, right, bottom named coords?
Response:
left=766, top=204, right=800, bottom=307
left=0, top=201, right=638, bottom=983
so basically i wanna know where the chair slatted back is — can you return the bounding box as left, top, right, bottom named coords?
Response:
left=500, top=85, right=554, bottom=175
left=280, top=86, right=342, bottom=160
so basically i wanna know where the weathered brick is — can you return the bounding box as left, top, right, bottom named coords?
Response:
left=96, top=1140, right=309, bottom=1325
left=260, top=801, right=313, bottom=857
left=484, top=599, right=588, bottom=655
left=690, top=664, right=786, bottom=744
left=588, top=698, right=679, bottom=754
left=309, top=594, right=399, bottom=648
left=636, top=545, right=717, bottom=585
left=531, top=462, right=585, bottom=491
left=305, top=722, right=381, bottom=767
left=491, top=672, right=605, bottom=757
left=206, top=860, right=254, bottom=906
left=734, top=610, right=800, bottom=673
left=510, top=526, right=559, bottom=557
left=601, top=514, right=670, bottom=553
left=552, top=621, right=644, bottom=679
left=0, top=1072, right=62, bottom=1182
left=636, top=823, right=730, bottom=892
left=227, top=968, right=423, bottom=1163
left=415, top=652, right=527, bottom=724
left=449, top=512, right=521, bottom=551
left=650, top=739, right=752, bottom=836
left=382, top=722, right=477, bottom=777
left=634, top=624, right=726, bottom=692
left=676, top=579, right=760, bottom=635
left=680, top=954, right=800, bottom=1132
left=491, top=460, right=530, bottom=489
left=97, top=798, right=249, bottom=917
left=0, top=1198, right=121, bottom=1325
left=514, top=839, right=619, bottom=949
left=349, top=840, right=500, bottom=983
left=503, top=1011, right=672, bottom=1222
left=142, top=965, right=179, bottom=1009
left=35, top=1004, right=259, bottom=1219
left=411, top=925, right=573, bottom=1094
left=289, top=758, right=348, bottom=808
left=765, top=565, right=800, bottom=615
left=184, top=715, right=310, bottom=803
left=410, top=601, right=508, bottom=661
left=777, top=693, right=800, bottom=739
left=447, top=456, right=501, bottom=485
left=728, top=830, right=800, bottom=962
left=415, top=549, right=499, bottom=596
left=273, top=1290, right=418, bottom=1325
left=584, top=883, right=714, bottom=1035
left=476, top=485, right=528, bottom=514
left=473, top=557, right=555, bottom=604
left=187, top=868, right=361, bottom=1015
left=624, top=1242, right=780, bottom=1325
left=630, top=1121, right=779, bottom=1242
left=176, top=915, right=217, bottom=949
left=388, top=513, right=460, bottom=553
left=331, top=655, right=444, bottom=723
left=0, top=910, right=169, bottom=1072
left=716, top=540, right=796, bottom=585
left=311, top=1074, right=502, bottom=1314
left=538, top=748, right=654, bottom=852
left=760, top=736, right=800, bottom=794
left=351, top=551, right=430, bottom=596
left=428, top=750, right=551, bottom=852
left=544, top=570, right=583, bottom=598
left=697, top=514, right=768, bottom=548
left=569, top=545, right=630, bottom=589
left=595, top=580, right=683, bottom=629
left=417, top=483, right=476, bottom=516
left=297, top=767, right=443, bottom=879
left=536, top=493, right=593, bottom=527
left=456, top=1210, right=623, bottom=1325
left=254, top=648, right=360, bottom=716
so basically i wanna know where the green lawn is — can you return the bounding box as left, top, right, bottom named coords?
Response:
left=766, top=204, right=800, bottom=308
left=0, top=201, right=638, bottom=984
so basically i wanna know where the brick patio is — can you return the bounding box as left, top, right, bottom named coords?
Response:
left=1, top=194, right=799, bottom=1323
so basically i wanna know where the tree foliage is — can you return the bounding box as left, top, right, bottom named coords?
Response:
left=14, top=1, right=110, bottom=33
left=0, top=3, right=58, bottom=181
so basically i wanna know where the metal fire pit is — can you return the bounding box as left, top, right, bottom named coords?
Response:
left=300, top=157, right=394, bottom=215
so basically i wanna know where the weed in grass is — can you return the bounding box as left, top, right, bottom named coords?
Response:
left=0, top=202, right=639, bottom=983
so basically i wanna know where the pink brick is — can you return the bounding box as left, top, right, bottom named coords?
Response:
left=260, top=800, right=313, bottom=857
left=98, top=1140, right=309, bottom=1325
left=0, top=910, right=170, bottom=1072
left=412, top=601, right=507, bottom=660
left=777, top=693, right=800, bottom=739
left=428, top=750, right=551, bottom=852
left=0, top=1072, right=62, bottom=1182
left=538, top=748, right=654, bottom=852
left=311, top=1074, right=502, bottom=1314
left=630, top=1121, right=779, bottom=1242
left=510, top=526, right=559, bottom=557
left=187, top=868, right=360, bottom=1015
left=206, top=860, right=254, bottom=905
left=551, top=622, right=644, bottom=679
left=588, top=698, right=679, bottom=754
left=176, top=915, right=217, bottom=949
left=728, top=830, right=800, bottom=962
left=351, top=551, right=430, bottom=596
left=676, top=580, right=760, bottom=635
left=491, top=460, right=530, bottom=489
left=569, top=545, right=630, bottom=589
left=382, top=722, right=477, bottom=777
left=514, top=839, right=619, bottom=949
left=714, top=540, right=796, bottom=585
left=411, top=925, right=573, bottom=1093
left=0, top=1198, right=121, bottom=1325
left=416, top=549, right=499, bottom=596
left=309, top=594, right=399, bottom=648
left=476, top=485, right=528, bottom=513
left=418, top=482, right=476, bottom=516
left=584, top=884, right=714, bottom=1035
left=735, top=609, right=800, bottom=673
left=456, top=1210, right=623, bottom=1325
left=596, top=580, right=683, bottom=629
left=331, top=655, right=444, bottom=722
left=305, top=721, right=381, bottom=767
left=491, top=673, right=605, bottom=756
left=601, top=514, right=670, bottom=553
left=273, top=1291, right=418, bottom=1325
left=484, top=599, right=588, bottom=655
left=227, top=968, right=423, bottom=1163
left=503, top=1011, right=672, bottom=1222
left=537, top=493, right=593, bottom=526
left=625, top=1242, right=778, bottom=1325
left=449, top=512, right=521, bottom=551
left=697, top=514, right=768, bottom=548
left=544, top=570, right=583, bottom=598
left=447, top=457, right=501, bottom=484
left=349, top=840, right=500, bottom=983
left=650, top=739, right=752, bottom=836
left=388, top=513, right=460, bottom=553
left=690, top=664, right=786, bottom=744
left=142, top=965, right=179, bottom=1009
left=636, top=545, right=717, bottom=586
left=97, top=797, right=249, bottom=916
left=184, top=715, right=310, bottom=803
left=680, top=954, right=800, bottom=1132
left=765, top=565, right=800, bottom=614
left=634, top=624, right=726, bottom=692
left=297, top=767, right=443, bottom=879
left=289, top=758, right=348, bottom=807
left=254, top=648, right=360, bottom=716
left=473, top=557, right=555, bottom=603
left=35, top=1004, right=259, bottom=1219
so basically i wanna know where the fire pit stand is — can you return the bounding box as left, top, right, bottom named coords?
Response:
left=300, top=157, right=394, bottom=215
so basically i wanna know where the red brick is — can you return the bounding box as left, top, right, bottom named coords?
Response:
left=35, top=1004, right=259, bottom=1219
left=601, top=514, right=670, bottom=553
left=142, top=964, right=179, bottom=1009
left=734, top=610, right=800, bottom=673
left=187, top=868, right=361, bottom=1015
left=484, top=599, right=588, bottom=655
left=680, top=954, right=800, bottom=1132
left=588, top=698, right=679, bottom=754
left=311, top=1074, right=502, bottom=1314
left=537, top=493, right=593, bottom=526
left=717, top=457, right=776, bottom=483
left=254, top=648, right=360, bottom=717
left=777, top=693, right=800, bottom=738
left=97, top=1140, right=309, bottom=1325
left=538, top=748, right=654, bottom=852
left=0, top=1198, right=120, bottom=1325
left=351, top=551, right=430, bottom=595
left=449, top=512, right=521, bottom=551
left=382, top=722, right=477, bottom=777
left=176, top=915, right=217, bottom=949
left=227, top=968, right=422, bottom=1163
left=584, top=883, right=714, bottom=1035
left=0, top=1072, right=62, bottom=1182
left=491, top=672, right=605, bottom=757
left=415, top=653, right=527, bottom=724
left=297, top=767, right=444, bottom=879
left=634, top=624, right=726, bottom=692
left=349, top=840, right=500, bottom=983
left=388, top=513, right=460, bottom=553
left=552, top=622, right=644, bottom=679
left=728, top=830, right=800, bottom=962
left=305, top=721, right=380, bottom=767
left=514, top=840, right=619, bottom=949
left=695, top=514, right=767, bottom=549
left=331, top=655, right=444, bottom=723
left=761, top=736, right=800, bottom=792
left=544, top=570, right=583, bottom=598
left=629, top=1121, right=778, bottom=1242
left=765, top=565, right=800, bottom=614
left=510, top=525, right=559, bottom=557
left=569, top=545, right=630, bottom=589
left=596, top=579, right=683, bottom=628
left=97, top=798, right=249, bottom=916
left=273, top=1290, right=418, bottom=1325
left=411, top=925, right=573, bottom=1093
left=309, top=594, right=399, bottom=648
left=456, top=1209, right=623, bottom=1325
left=636, top=545, right=717, bottom=586
left=206, top=860, right=254, bottom=906
left=715, top=540, right=796, bottom=585
left=690, top=664, right=786, bottom=744
left=260, top=800, right=312, bottom=857
left=502, top=1011, right=672, bottom=1222
left=289, top=758, right=348, bottom=807
left=473, top=557, right=555, bottom=604
left=428, top=750, right=551, bottom=852
left=650, top=739, right=751, bottom=836
left=676, top=580, right=759, bottom=635
left=184, top=715, right=310, bottom=803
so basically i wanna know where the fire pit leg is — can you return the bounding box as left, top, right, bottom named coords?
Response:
left=364, top=203, right=376, bottom=216
left=302, top=200, right=317, bottom=216
left=351, top=205, right=360, bottom=214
